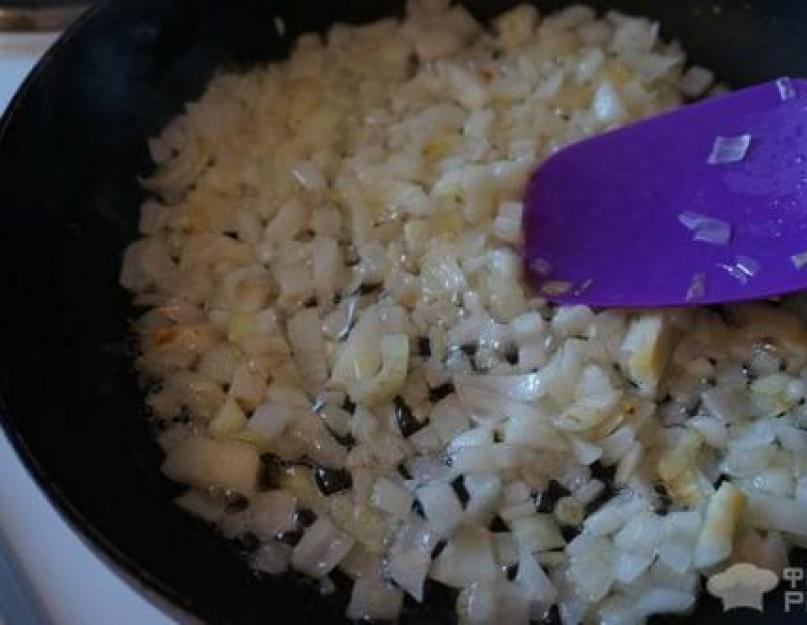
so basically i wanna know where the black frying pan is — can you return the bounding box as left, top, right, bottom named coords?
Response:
left=1, top=1, right=806, bottom=623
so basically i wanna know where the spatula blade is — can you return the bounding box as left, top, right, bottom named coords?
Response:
left=523, top=78, right=807, bottom=307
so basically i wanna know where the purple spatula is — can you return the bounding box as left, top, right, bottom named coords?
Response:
left=523, top=78, right=807, bottom=307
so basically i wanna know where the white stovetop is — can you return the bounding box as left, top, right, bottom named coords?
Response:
left=0, top=34, right=174, bottom=625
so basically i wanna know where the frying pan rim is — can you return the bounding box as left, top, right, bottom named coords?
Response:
left=0, top=1, right=205, bottom=621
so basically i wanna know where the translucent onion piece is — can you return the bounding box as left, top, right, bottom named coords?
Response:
left=248, top=401, right=297, bottom=440
left=567, top=535, right=616, bottom=602
left=347, top=576, right=404, bottom=621
left=677, top=211, right=732, bottom=245
left=657, top=510, right=702, bottom=573
left=250, top=490, right=298, bottom=538
left=251, top=541, right=292, bottom=574
left=693, top=481, right=745, bottom=568
left=572, top=278, right=594, bottom=296
left=680, top=65, right=714, bottom=99
left=776, top=76, right=796, bottom=101
left=541, top=280, right=572, bottom=296
left=583, top=492, right=648, bottom=535
left=707, top=134, right=751, bottom=165
left=273, top=15, right=286, bottom=36
left=744, top=490, right=807, bottom=537
left=515, top=547, right=557, bottom=604
left=572, top=479, right=605, bottom=506
left=455, top=372, right=544, bottom=403
left=161, top=436, right=260, bottom=494
left=718, top=255, right=760, bottom=285
left=686, top=272, right=706, bottom=301
left=430, top=525, right=499, bottom=588
left=287, top=308, right=329, bottom=394
left=347, top=333, right=410, bottom=407
left=371, top=477, right=414, bottom=518
left=634, top=589, right=695, bottom=619
left=736, top=255, right=761, bottom=277
left=387, top=516, right=437, bottom=601
left=511, top=515, right=566, bottom=552
left=791, top=249, right=807, bottom=269
left=291, top=516, right=356, bottom=578
left=417, top=482, right=464, bottom=536
left=529, top=257, right=552, bottom=276
left=387, top=549, right=431, bottom=602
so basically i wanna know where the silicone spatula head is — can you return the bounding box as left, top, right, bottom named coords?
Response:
left=523, top=78, right=807, bottom=307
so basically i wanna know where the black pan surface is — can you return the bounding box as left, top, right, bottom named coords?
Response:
left=1, top=1, right=807, bottom=623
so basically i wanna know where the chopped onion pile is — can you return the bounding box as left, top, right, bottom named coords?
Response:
left=122, top=2, right=807, bottom=624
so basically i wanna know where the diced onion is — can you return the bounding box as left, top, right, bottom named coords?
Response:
left=593, top=80, right=628, bottom=124
left=679, top=65, right=714, bottom=99
left=387, top=516, right=437, bottom=601
left=743, top=490, right=807, bottom=537
left=776, top=76, right=796, bottom=101
left=528, top=257, right=552, bottom=277
left=372, top=477, right=414, bottom=517
left=686, top=272, right=706, bottom=301
left=387, top=549, right=431, bottom=602
left=291, top=516, right=354, bottom=577
left=584, top=493, right=647, bottom=535
left=511, top=514, right=566, bottom=552
left=791, top=249, right=807, bottom=269
left=248, top=401, right=298, bottom=440
left=348, top=334, right=410, bottom=407
left=417, top=482, right=464, bottom=536
left=209, top=397, right=247, bottom=437
left=658, top=511, right=702, bottom=573
left=707, top=134, right=751, bottom=165
left=677, top=211, right=732, bottom=245
left=572, top=479, right=605, bottom=506
left=250, top=490, right=298, bottom=538
left=693, top=481, right=745, bottom=568
left=455, top=372, right=545, bottom=403
left=430, top=525, right=499, bottom=588
left=287, top=308, right=329, bottom=394
left=634, top=589, right=695, bottom=618
left=174, top=490, right=227, bottom=523
left=493, top=201, right=523, bottom=243
left=718, top=255, right=760, bottom=284
left=541, top=280, right=572, bottom=296
left=123, top=4, right=807, bottom=624
left=347, top=576, right=404, bottom=621
left=162, top=436, right=260, bottom=494
left=551, top=305, right=594, bottom=336
left=464, top=472, right=503, bottom=521
left=567, top=535, right=616, bottom=602
left=515, top=547, right=557, bottom=604
left=251, top=541, right=292, bottom=574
